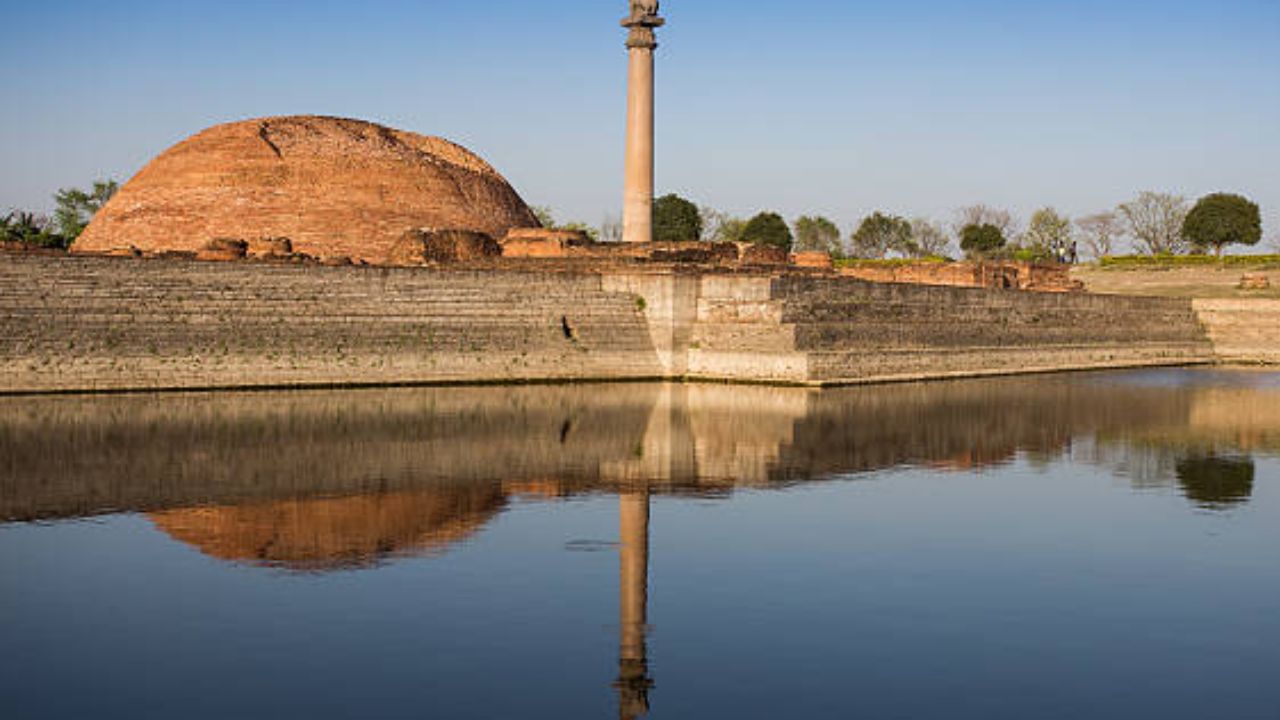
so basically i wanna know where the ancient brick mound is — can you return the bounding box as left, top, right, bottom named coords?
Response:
left=73, top=115, right=540, bottom=264
left=148, top=487, right=506, bottom=571
left=386, top=228, right=502, bottom=266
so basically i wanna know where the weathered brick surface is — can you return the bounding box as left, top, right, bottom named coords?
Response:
left=385, top=228, right=502, bottom=266
left=840, top=260, right=1081, bottom=292
left=72, top=116, right=540, bottom=264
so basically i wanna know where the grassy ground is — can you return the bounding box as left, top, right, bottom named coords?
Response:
left=1073, top=260, right=1280, bottom=299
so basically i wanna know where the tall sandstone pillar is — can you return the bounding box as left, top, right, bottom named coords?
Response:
left=621, top=2, right=664, bottom=244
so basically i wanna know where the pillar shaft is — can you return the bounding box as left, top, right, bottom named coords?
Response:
left=615, top=489, right=653, bottom=720
left=619, top=489, right=650, bottom=662
left=623, top=47, right=656, bottom=244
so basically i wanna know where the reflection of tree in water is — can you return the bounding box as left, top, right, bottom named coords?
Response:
left=1175, top=455, right=1256, bottom=510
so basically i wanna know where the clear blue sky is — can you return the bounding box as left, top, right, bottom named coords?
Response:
left=3, top=0, right=1277, bottom=239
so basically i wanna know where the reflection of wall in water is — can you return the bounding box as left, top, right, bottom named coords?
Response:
left=2, top=375, right=1276, bottom=527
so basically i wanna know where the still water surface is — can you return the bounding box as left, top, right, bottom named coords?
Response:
left=1, top=369, right=1278, bottom=719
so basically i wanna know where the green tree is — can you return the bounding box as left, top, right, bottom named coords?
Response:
left=652, top=193, right=702, bottom=242
left=1, top=211, right=68, bottom=249
left=959, top=223, right=1006, bottom=257
left=54, top=180, right=118, bottom=241
left=1181, top=193, right=1262, bottom=258
left=793, top=215, right=842, bottom=255
left=740, top=212, right=793, bottom=250
left=1022, top=207, right=1073, bottom=256
left=850, top=212, right=911, bottom=258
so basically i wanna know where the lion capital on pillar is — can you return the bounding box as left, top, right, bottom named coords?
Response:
left=622, top=0, right=664, bottom=49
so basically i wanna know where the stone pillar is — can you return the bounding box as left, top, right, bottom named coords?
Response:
left=615, top=489, right=653, bottom=719
left=621, top=2, right=664, bottom=244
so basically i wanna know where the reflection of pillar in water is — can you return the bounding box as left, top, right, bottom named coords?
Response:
left=615, top=489, right=653, bottom=719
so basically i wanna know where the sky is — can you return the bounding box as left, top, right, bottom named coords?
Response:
left=2, top=0, right=1278, bottom=243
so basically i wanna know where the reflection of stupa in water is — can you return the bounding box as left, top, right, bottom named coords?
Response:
left=149, top=487, right=505, bottom=570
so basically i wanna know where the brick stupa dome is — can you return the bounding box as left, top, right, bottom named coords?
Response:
left=73, top=115, right=540, bottom=263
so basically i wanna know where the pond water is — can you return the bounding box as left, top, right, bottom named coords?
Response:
left=2, top=369, right=1278, bottom=719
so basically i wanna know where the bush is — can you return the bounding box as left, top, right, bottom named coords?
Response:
left=652, top=194, right=702, bottom=242
left=741, top=212, right=793, bottom=250
left=1099, top=254, right=1280, bottom=269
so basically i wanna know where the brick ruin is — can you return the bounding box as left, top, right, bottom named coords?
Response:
left=61, top=114, right=1084, bottom=293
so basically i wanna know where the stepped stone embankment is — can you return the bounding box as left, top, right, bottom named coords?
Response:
left=0, top=252, right=1216, bottom=394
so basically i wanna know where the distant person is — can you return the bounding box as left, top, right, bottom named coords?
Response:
left=1069, top=241, right=1078, bottom=264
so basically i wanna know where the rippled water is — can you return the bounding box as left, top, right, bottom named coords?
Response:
left=2, top=369, right=1278, bottom=719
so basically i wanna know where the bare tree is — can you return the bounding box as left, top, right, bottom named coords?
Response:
left=954, top=204, right=1018, bottom=241
left=701, top=205, right=749, bottom=242
left=909, top=218, right=952, bottom=258
left=1022, top=207, right=1073, bottom=255
left=699, top=205, right=726, bottom=242
left=1117, top=191, right=1189, bottom=255
left=599, top=214, right=623, bottom=243
left=1075, top=212, right=1122, bottom=259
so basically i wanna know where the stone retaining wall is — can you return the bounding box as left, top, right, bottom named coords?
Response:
left=0, top=253, right=663, bottom=393
left=1193, top=299, right=1280, bottom=364
left=0, top=252, right=1216, bottom=393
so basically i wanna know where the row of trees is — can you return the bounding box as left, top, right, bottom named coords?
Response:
left=543, top=190, right=1269, bottom=260
left=949, top=192, right=1263, bottom=260
left=2, top=181, right=118, bottom=249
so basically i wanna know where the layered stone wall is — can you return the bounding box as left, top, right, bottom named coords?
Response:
left=1193, top=299, right=1280, bottom=364
left=0, top=252, right=1215, bottom=393
left=0, top=253, right=663, bottom=393
left=683, top=274, right=1213, bottom=384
